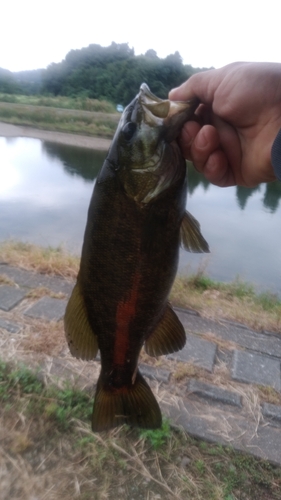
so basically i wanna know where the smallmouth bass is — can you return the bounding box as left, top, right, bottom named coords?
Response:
left=64, top=84, right=209, bottom=431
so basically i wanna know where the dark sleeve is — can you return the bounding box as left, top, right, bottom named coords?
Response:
left=271, top=128, right=281, bottom=181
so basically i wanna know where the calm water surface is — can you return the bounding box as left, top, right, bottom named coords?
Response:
left=1, top=136, right=281, bottom=295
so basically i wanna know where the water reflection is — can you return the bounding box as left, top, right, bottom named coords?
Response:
left=0, top=136, right=280, bottom=294
left=263, top=181, right=281, bottom=213
left=187, top=162, right=209, bottom=195
left=187, top=163, right=281, bottom=214
left=42, top=142, right=107, bottom=182
left=236, top=186, right=260, bottom=210
left=38, top=144, right=281, bottom=215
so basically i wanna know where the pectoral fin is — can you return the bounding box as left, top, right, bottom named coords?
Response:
left=64, top=281, right=98, bottom=360
left=180, top=211, right=210, bottom=253
left=145, top=304, right=186, bottom=357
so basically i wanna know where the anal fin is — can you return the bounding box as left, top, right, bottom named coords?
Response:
left=180, top=210, right=209, bottom=253
left=64, top=280, right=98, bottom=360
left=145, top=304, right=186, bottom=357
left=92, top=370, right=162, bottom=432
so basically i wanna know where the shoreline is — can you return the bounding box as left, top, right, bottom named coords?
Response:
left=0, top=121, right=112, bottom=150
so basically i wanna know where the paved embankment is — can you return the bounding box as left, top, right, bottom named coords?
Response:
left=1, top=263, right=281, bottom=465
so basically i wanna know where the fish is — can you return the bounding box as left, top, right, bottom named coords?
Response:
left=64, top=83, right=209, bottom=432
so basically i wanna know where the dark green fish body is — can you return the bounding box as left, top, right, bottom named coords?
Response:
left=64, top=84, right=209, bottom=431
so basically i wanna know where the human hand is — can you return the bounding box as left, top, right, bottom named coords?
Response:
left=169, top=62, right=281, bottom=187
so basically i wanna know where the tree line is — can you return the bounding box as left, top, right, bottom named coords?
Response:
left=0, top=42, right=208, bottom=104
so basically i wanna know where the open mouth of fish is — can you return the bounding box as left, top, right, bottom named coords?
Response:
left=139, top=82, right=199, bottom=135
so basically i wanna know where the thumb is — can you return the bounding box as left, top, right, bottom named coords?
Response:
left=169, top=68, right=220, bottom=105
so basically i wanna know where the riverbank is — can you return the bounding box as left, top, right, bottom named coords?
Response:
left=1, top=259, right=281, bottom=499
left=0, top=99, right=119, bottom=139
left=1, top=241, right=280, bottom=333
left=0, top=121, right=112, bottom=150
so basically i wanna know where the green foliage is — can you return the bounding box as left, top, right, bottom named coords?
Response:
left=195, top=459, right=206, bottom=475
left=188, top=273, right=217, bottom=291
left=256, top=291, right=281, bottom=311
left=8, top=365, right=42, bottom=394
left=0, top=360, right=92, bottom=431
left=139, top=418, right=171, bottom=449
left=44, top=385, right=92, bottom=430
left=0, top=68, right=20, bottom=94
left=1, top=42, right=204, bottom=103
left=0, top=361, right=42, bottom=397
left=186, top=270, right=281, bottom=310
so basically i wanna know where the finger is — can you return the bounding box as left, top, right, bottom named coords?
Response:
left=201, top=150, right=236, bottom=187
left=177, top=121, right=201, bottom=159
left=169, top=68, right=220, bottom=104
left=211, top=115, right=242, bottom=179
left=188, top=125, right=221, bottom=171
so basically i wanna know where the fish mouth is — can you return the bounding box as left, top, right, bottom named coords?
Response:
left=139, top=83, right=199, bottom=137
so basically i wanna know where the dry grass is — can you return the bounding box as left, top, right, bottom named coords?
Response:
left=26, top=287, right=66, bottom=300
left=171, top=275, right=281, bottom=333
left=20, top=320, right=66, bottom=357
left=1, top=240, right=281, bottom=333
left=0, top=241, right=79, bottom=278
left=0, top=274, right=15, bottom=286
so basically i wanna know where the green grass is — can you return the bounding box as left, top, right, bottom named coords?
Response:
left=171, top=270, right=281, bottom=332
left=0, top=92, right=116, bottom=113
left=0, top=103, right=118, bottom=137
left=1, top=359, right=281, bottom=499
left=139, top=417, right=171, bottom=449
left=193, top=273, right=281, bottom=310
left=187, top=272, right=256, bottom=298
left=0, top=361, right=92, bottom=430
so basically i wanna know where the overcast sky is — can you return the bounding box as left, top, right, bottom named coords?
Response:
left=1, top=0, right=280, bottom=72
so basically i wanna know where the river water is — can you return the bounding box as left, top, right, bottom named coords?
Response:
left=1, top=136, right=281, bottom=295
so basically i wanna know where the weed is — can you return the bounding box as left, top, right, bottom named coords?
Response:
left=139, top=417, right=171, bottom=449
left=42, top=385, right=92, bottom=430
left=0, top=361, right=92, bottom=431
left=195, top=459, right=206, bottom=475
left=257, top=291, right=281, bottom=311
left=8, top=365, right=43, bottom=394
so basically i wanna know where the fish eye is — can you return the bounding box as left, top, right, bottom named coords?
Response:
left=122, top=122, right=137, bottom=141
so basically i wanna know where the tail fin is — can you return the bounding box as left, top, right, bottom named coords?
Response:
left=92, top=370, right=162, bottom=432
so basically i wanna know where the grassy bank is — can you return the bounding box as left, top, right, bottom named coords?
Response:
left=0, top=240, right=280, bottom=333
left=1, top=360, right=280, bottom=500
left=0, top=101, right=119, bottom=138
left=1, top=241, right=281, bottom=498
left=170, top=272, right=281, bottom=333
left=0, top=92, right=116, bottom=113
